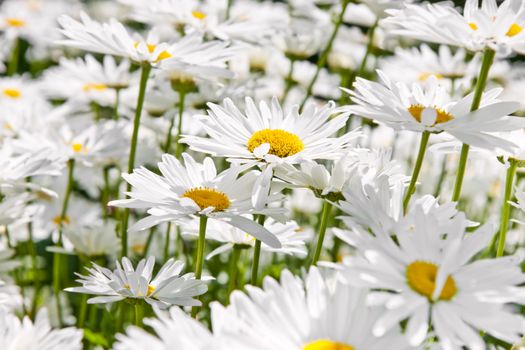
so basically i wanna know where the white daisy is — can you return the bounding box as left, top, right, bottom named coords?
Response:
left=383, top=0, right=525, bottom=56
left=183, top=217, right=309, bottom=259
left=66, top=256, right=207, bottom=308
left=339, top=202, right=525, bottom=349
left=219, top=267, right=412, bottom=350
left=62, top=222, right=120, bottom=258
left=182, top=96, right=358, bottom=166
left=108, top=153, right=283, bottom=248
left=344, top=71, right=524, bottom=151
left=0, top=308, right=83, bottom=350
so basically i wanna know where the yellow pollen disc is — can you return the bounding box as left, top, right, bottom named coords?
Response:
left=52, top=215, right=70, bottom=226
left=147, top=284, right=155, bottom=296
left=4, top=123, right=12, bottom=130
left=82, top=83, right=107, bottom=91
left=5, top=18, right=25, bottom=27
left=155, top=50, right=172, bottom=62
left=247, top=129, right=304, bottom=158
left=506, top=23, right=523, bottom=37
left=417, top=72, right=444, bottom=81
left=468, top=22, right=478, bottom=30
left=408, top=104, right=454, bottom=125
left=303, top=340, right=355, bottom=350
left=3, top=88, right=21, bottom=99
left=192, top=11, right=207, bottom=20
left=182, top=187, right=230, bottom=212
left=406, top=261, right=457, bottom=301
left=72, top=143, right=84, bottom=153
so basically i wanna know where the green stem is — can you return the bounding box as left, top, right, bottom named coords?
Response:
left=7, top=38, right=19, bottom=76
left=403, top=131, right=430, bottom=214
left=250, top=215, right=265, bottom=285
left=174, top=91, right=186, bottom=159
left=163, top=222, right=171, bottom=261
left=451, top=48, right=495, bottom=202
left=226, top=0, right=233, bottom=19
left=299, top=0, right=350, bottom=111
left=58, top=159, right=75, bottom=244
left=227, top=245, right=242, bottom=295
left=141, top=227, right=156, bottom=259
left=191, top=216, right=208, bottom=318
left=102, top=166, right=110, bottom=221
left=77, top=293, right=88, bottom=328
left=496, top=160, right=518, bottom=257
left=134, top=303, right=144, bottom=327
left=120, top=63, right=152, bottom=258
left=53, top=253, right=63, bottom=327
left=28, top=225, right=40, bottom=319
left=433, top=155, right=448, bottom=198
left=311, top=201, right=332, bottom=266
left=281, top=59, right=295, bottom=105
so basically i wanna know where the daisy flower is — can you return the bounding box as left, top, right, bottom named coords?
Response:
left=339, top=202, right=525, bottom=349
left=108, top=153, right=283, bottom=248
left=66, top=256, right=207, bottom=308
left=383, top=0, right=525, bottom=56
left=183, top=96, right=356, bottom=165
left=219, top=267, right=412, bottom=349
left=344, top=71, right=524, bottom=151
left=114, top=305, right=222, bottom=350
left=57, top=12, right=177, bottom=64
left=0, top=308, right=83, bottom=350
left=183, top=217, right=309, bottom=259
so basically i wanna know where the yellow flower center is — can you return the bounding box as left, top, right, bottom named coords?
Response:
left=417, top=72, right=444, bottom=81
left=507, top=23, right=523, bottom=37
left=72, top=143, right=85, bottom=153
left=303, top=340, right=355, bottom=350
left=133, top=42, right=172, bottom=62
left=408, top=104, right=454, bottom=125
left=247, top=129, right=304, bottom=158
left=182, top=187, right=230, bottom=212
left=52, top=215, right=70, bottom=226
left=5, top=18, right=25, bottom=27
left=406, top=261, right=457, bottom=301
left=468, top=22, right=478, bottom=30
left=3, top=88, right=21, bottom=99
left=82, top=83, right=107, bottom=91
left=147, top=284, right=155, bottom=296
left=192, top=11, right=207, bottom=20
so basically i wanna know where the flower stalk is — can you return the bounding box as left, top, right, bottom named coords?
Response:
left=496, top=159, right=518, bottom=257
left=311, top=200, right=332, bottom=266
left=403, top=131, right=430, bottom=214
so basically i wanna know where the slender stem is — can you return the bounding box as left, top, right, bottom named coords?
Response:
left=227, top=245, right=242, bottom=295
left=281, top=59, right=295, bottom=105
left=134, top=303, right=144, bottom=327
left=120, top=63, right=152, bottom=258
left=496, top=160, right=518, bottom=257
left=113, top=88, right=121, bottom=120
left=451, top=48, right=495, bottom=202
left=433, top=155, right=448, bottom=198
left=102, top=166, right=110, bottom=221
left=141, top=227, right=156, bottom=259
left=174, top=91, right=186, bottom=159
left=403, top=131, right=430, bottom=214
left=53, top=253, right=63, bottom=327
left=58, top=159, right=75, bottom=244
left=28, top=225, right=40, bottom=319
left=226, top=0, right=233, bottom=19
left=250, top=215, right=265, bottom=285
left=77, top=293, right=88, bottom=328
left=163, top=222, right=171, bottom=261
left=191, top=215, right=208, bottom=318
left=299, top=0, right=350, bottom=111
left=7, top=38, right=20, bottom=76
left=311, top=201, right=332, bottom=266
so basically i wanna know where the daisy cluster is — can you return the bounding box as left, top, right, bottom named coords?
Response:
left=2, top=0, right=525, bottom=349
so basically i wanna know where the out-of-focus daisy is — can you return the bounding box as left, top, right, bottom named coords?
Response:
left=183, top=217, right=309, bottom=259
left=220, top=267, right=412, bottom=349
left=383, top=0, right=525, bottom=56
left=339, top=203, right=525, bottom=348
left=40, top=55, right=132, bottom=106
left=62, top=222, right=120, bottom=258
left=0, top=308, right=83, bottom=350
left=274, top=18, right=326, bottom=60
left=344, top=71, right=524, bottom=151
left=109, top=153, right=283, bottom=248
left=114, top=305, right=221, bottom=350
left=66, top=256, right=207, bottom=308
left=58, top=12, right=177, bottom=64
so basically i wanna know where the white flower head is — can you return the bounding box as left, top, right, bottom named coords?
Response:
left=66, top=256, right=207, bottom=308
